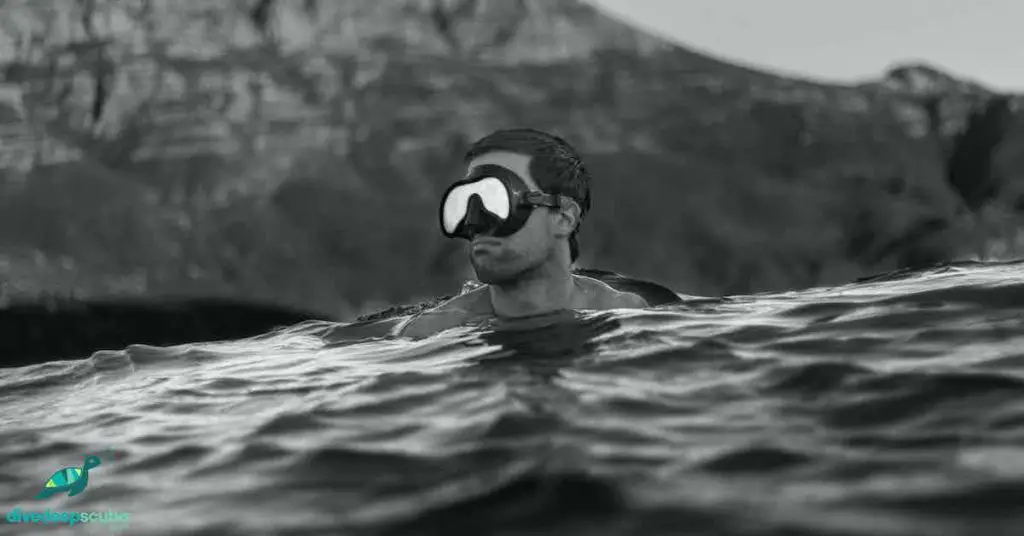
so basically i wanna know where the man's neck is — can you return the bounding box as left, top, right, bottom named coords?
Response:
left=487, top=263, right=576, bottom=318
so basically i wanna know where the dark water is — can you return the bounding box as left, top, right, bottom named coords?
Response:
left=3, top=261, right=1024, bottom=536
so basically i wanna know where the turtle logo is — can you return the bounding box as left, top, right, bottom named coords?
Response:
left=35, top=454, right=104, bottom=499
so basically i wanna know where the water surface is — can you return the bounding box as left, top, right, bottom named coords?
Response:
left=2, top=261, right=1024, bottom=535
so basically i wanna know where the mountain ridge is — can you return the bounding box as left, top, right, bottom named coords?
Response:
left=0, top=0, right=1021, bottom=315
left=0, top=0, right=1018, bottom=158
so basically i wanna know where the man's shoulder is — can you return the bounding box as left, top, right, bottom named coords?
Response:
left=573, top=275, right=649, bottom=309
left=395, top=287, right=491, bottom=338
left=613, top=290, right=649, bottom=308
left=603, top=289, right=648, bottom=309
left=439, top=286, right=492, bottom=313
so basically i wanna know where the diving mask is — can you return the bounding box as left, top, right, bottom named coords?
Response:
left=439, top=164, right=566, bottom=240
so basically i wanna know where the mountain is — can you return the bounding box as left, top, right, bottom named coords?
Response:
left=0, top=0, right=1021, bottom=317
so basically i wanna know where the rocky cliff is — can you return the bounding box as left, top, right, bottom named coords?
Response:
left=1, top=0, right=1021, bottom=317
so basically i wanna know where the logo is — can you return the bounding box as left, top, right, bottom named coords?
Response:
left=35, top=454, right=103, bottom=499
left=3, top=448, right=131, bottom=529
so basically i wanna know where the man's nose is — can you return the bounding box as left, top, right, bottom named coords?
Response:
left=463, top=195, right=496, bottom=235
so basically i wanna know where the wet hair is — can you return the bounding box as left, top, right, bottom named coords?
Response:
left=464, top=128, right=592, bottom=262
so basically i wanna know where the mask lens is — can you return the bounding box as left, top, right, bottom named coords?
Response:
left=441, top=177, right=510, bottom=234
left=441, top=185, right=470, bottom=234
left=476, top=178, right=510, bottom=218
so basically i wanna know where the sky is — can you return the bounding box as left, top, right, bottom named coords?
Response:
left=589, top=0, right=1024, bottom=91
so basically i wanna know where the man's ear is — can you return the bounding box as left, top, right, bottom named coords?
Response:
left=553, top=199, right=580, bottom=237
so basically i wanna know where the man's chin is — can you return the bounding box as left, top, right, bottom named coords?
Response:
left=471, top=259, right=516, bottom=285
left=472, top=266, right=506, bottom=285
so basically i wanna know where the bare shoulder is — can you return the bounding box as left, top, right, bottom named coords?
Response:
left=395, top=287, right=491, bottom=338
left=612, top=290, right=649, bottom=309
left=573, top=275, right=649, bottom=310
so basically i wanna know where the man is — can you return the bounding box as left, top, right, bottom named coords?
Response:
left=396, top=128, right=648, bottom=338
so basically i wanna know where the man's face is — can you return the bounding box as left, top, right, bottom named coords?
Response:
left=462, top=151, right=559, bottom=284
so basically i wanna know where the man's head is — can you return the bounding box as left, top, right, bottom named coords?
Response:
left=445, top=128, right=592, bottom=284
